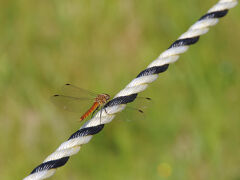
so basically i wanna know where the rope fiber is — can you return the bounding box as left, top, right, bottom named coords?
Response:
left=23, top=0, right=238, bottom=179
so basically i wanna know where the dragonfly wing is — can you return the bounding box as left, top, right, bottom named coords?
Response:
left=51, top=94, right=94, bottom=113
left=61, top=84, right=97, bottom=98
left=125, top=96, right=152, bottom=113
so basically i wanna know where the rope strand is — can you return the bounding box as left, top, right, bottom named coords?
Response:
left=23, top=0, right=238, bottom=179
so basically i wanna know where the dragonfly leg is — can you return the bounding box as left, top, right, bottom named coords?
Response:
left=104, top=108, right=109, bottom=115
left=100, top=107, right=103, bottom=125
left=91, top=106, right=100, bottom=119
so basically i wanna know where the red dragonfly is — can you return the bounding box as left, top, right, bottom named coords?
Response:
left=51, top=84, right=111, bottom=122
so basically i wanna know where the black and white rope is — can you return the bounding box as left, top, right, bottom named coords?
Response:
left=23, top=0, right=238, bottom=179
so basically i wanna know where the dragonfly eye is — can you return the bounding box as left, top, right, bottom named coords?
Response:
left=106, top=94, right=110, bottom=100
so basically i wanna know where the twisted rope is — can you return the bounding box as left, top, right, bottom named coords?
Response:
left=24, top=0, right=238, bottom=179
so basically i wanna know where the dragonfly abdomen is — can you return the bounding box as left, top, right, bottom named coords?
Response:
left=80, top=102, right=99, bottom=121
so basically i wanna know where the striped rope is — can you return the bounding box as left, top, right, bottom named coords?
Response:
left=23, top=0, right=238, bottom=179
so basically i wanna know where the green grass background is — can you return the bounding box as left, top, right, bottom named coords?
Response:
left=0, top=0, right=239, bottom=179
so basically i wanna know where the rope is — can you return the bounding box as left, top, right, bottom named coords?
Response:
left=23, top=0, right=238, bottom=179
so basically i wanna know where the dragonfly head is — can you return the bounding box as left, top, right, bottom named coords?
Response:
left=103, top=94, right=110, bottom=101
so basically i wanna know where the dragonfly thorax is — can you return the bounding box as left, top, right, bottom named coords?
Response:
left=95, top=94, right=110, bottom=105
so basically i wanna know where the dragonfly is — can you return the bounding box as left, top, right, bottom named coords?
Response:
left=51, top=84, right=151, bottom=123
left=51, top=84, right=111, bottom=122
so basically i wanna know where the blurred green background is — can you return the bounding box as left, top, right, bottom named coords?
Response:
left=0, top=0, right=239, bottom=179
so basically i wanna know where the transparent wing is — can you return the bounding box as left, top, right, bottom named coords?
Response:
left=114, top=96, right=151, bottom=123
left=51, top=94, right=95, bottom=113
left=126, top=97, right=151, bottom=113
left=61, top=84, right=97, bottom=98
